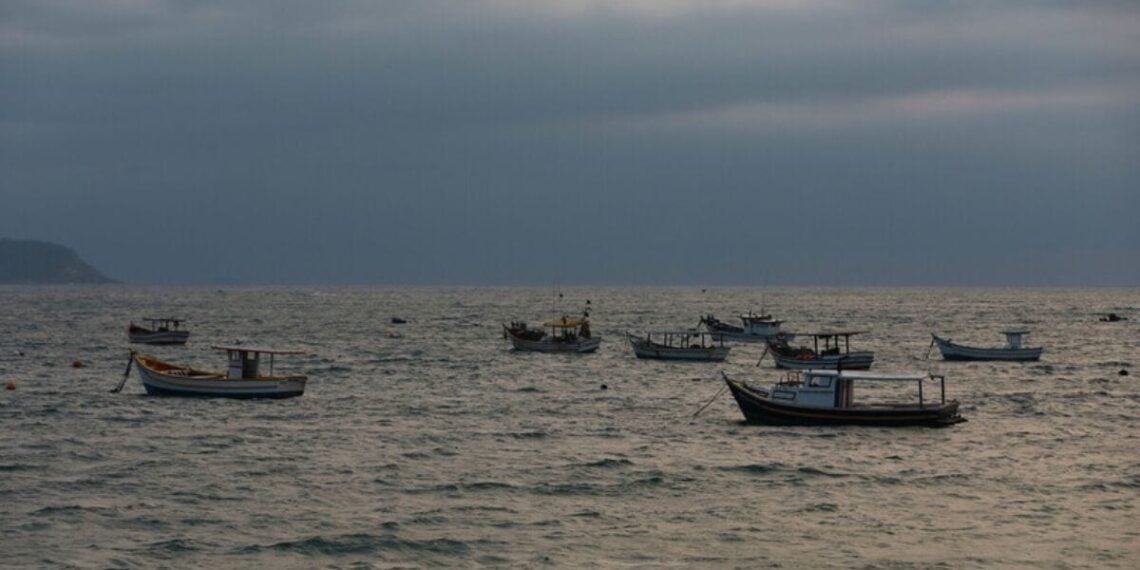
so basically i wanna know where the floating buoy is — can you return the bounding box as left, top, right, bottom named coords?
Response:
left=1120, top=369, right=1129, bottom=376
left=4, top=381, right=15, bottom=391
left=71, top=360, right=83, bottom=368
left=600, top=383, right=608, bottom=390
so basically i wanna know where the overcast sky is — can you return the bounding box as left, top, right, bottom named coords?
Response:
left=2, top=1, right=1137, bottom=286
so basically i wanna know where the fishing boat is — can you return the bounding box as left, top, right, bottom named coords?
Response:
left=722, top=370, right=965, bottom=427
left=699, top=312, right=789, bottom=342
left=931, top=331, right=1042, bottom=362
left=129, top=345, right=308, bottom=398
left=627, top=330, right=730, bottom=361
left=128, top=318, right=190, bottom=345
left=503, top=316, right=601, bottom=353
left=765, top=332, right=874, bottom=370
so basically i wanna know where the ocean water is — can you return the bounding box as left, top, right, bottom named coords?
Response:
left=1, top=286, right=1137, bottom=568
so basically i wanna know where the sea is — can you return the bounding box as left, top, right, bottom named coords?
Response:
left=1, top=286, right=1137, bottom=569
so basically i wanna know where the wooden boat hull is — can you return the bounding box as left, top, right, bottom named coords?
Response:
left=132, top=353, right=306, bottom=398
left=725, top=378, right=964, bottom=427
left=128, top=329, right=190, bottom=345
left=772, top=351, right=875, bottom=370
left=507, top=332, right=601, bottom=353
left=933, top=335, right=1042, bottom=361
left=627, top=335, right=729, bottom=361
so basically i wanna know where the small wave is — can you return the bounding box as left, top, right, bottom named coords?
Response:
left=580, top=458, right=633, bottom=468
left=509, top=431, right=547, bottom=439
left=141, top=538, right=211, bottom=557
left=717, top=463, right=787, bottom=475
left=33, top=504, right=110, bottom=516
left=798, top=503, right=839, bottom=513
left=796, top=466, right=848, bottom=478
left=0, top=463, right=40, bottom=472
left=913, top=473, right=973, bottom=485
left=462, top=481, right=517, bottom=492
left=244, top=533, right=471, bottom=558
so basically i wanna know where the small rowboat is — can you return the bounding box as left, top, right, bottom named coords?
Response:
left=723, top=370, right=965, bottom=427
left=128, top=318, right=190, bottom=345
left=931, top=331, right=1042, bottom=362
left=627, top=330, right=730, bottom=361
left=130, top=345, right=307, bottom=398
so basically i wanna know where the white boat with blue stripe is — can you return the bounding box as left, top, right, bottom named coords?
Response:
left=130, top=345, right=308, bottom=398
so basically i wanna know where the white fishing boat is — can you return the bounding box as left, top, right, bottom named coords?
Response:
left=765, top=332, right=875, bottom=370
left=931, top=331, right=1043, bottom=362
left=627, top=330, right=730, bottom=361
left=723, top=369, right=965, bottom=427
left=700, top=312, right=789, bottom=342
left=503, top=316, right=601, bottom=353
left=128, top=318, right=190, bottom=345
left=129, top=345, right=308, bottom=398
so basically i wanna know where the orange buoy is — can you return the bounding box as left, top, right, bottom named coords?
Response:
left=4, top=381, right=15, bottom=390
left=72, top=360, right=83, bottom=368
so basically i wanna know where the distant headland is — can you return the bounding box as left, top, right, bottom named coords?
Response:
left=0, top=238, right=117, bottom=284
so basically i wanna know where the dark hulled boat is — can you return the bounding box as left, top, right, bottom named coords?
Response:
left=723, top=370, right=965, bottom=427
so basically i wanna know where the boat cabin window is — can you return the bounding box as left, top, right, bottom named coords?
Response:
left=227, top=350, right=260, bottom=378
left=807, top=375, right=832, bottom=388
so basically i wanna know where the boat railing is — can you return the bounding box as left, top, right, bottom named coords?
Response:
left=916, top=374, right=948, bottom=408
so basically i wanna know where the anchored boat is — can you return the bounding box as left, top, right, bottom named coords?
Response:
left=130, top=345, right=308, bottom=398
left=931, top=331, right=1042, bottom=362
left=723, top=369, right=965, bottom=427
left=128, top=318, right=190, bottom=345
left=765, top=332, right=874, bottom=370
left=627, top=330, right=730, bottom=361
left=700, top=312, right=788, bottom=342
left=503, top=316, right=601, bottom=353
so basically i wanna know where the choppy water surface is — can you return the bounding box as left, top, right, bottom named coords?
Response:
left=1, top=286, right=1137, bottom=568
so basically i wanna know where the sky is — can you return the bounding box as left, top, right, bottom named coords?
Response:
left=2, top=0, right=1138, bottom=286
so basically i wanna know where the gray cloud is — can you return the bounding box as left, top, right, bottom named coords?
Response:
left=2, top=1, right=1137, bottom=285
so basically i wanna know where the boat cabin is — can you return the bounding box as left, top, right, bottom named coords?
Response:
left=141, top=317, right=185, bottom=332
left=750, top=369, right=949, bottom=410
left=775, top=331, right=864, bottom=356
left=1002, top=330, right=1029, bottom=349
left=212, top=345, right=305, bottom=379
left=544, top=317, right=592, bottom=340
left=641, top=330, right=724, bottom=348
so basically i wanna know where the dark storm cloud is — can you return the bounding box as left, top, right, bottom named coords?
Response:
left=2, top=1, right=1137, bottom=285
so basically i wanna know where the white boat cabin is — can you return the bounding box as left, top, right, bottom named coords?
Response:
left=747, top=370, right=948, bottom=410
left=1002, top=330, right=1030, bottom=349
left=212, top=345, right=305, bottom=379
left=739, top=312, right=783, bottom=335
